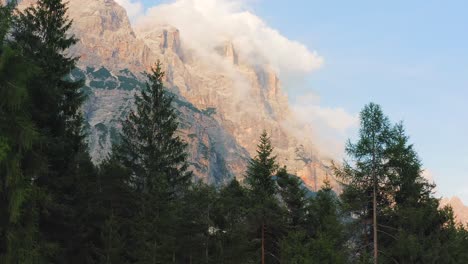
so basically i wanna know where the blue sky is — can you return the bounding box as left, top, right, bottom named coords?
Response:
left=139, top=0, right=468, bottom=202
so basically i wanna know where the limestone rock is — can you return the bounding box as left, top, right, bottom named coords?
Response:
left=17, top=0, right=334, bottom=189
left=440, top=196, right=468, bottom=225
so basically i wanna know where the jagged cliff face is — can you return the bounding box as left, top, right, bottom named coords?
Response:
left=18, top=0, right=332, bottom=188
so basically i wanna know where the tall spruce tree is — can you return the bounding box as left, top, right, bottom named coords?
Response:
left=276, top=166, right=310, bottom=264
left=246, top=130, right=278, bottom=199
left=12, top=0, right=92, bottom=261
left=307, top=180, right=347, bottom=264
left=113, top=61, right=192, bottom=263
left=212, top=179, right=252, bottom=263
left=377, top=124, right=467, bottom=263
left=96, top=158, right=136, bottom=264
left=245, top=130, right=283, bottom=264
left=276, top=166, right=308, bottom=230
left=0, top=2, right=43, bottom=263
left=176, top=182, right=218, bottom=263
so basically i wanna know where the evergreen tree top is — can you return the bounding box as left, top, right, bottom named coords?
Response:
left=115, top=60, right=192, bottom=197
left=245, top=130, right=278, bottom=198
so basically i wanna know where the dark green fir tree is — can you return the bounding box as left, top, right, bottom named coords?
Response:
left=13, top=0, right=93, bottom=262
left=113, top=61, right=192, bottom=263
left=307, top=179, right=347, bottom=264
left=276, top=166, right=308, bottom=230
left=245, top=130, right=283, bottom=264
left=0, top=2, right=42, bottom=263
left=212, top=178, right=251, bottom=263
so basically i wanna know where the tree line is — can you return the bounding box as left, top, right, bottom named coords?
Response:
left=1, top=1, right=467, bottom=263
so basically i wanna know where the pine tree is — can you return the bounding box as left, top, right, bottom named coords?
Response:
left=0, top=2, right=43, bottom=262
left=176, top=182, right=217, bottom=263
left=335, top=103, right=392, bottom=263
left=13, top=0, right=84, bottom=153
left=245, top=130, right=278, bottom=199
left=307, top=180, right=347, bottom=264
left=245, top=130, right=283, bottom=264
left=276, top=166, right=308, bottom=230
left=377, top=124, right=467, bottom=263
left=97, top=159, right=136, bottom=264
left=113, top=61, right=192, bottom=263
left=276, top=166, right=312, bottom=264
left=12, top=0, right=92, bottom=261
left=212, top=179, right=252, bottom=263
left=337, top=103, right=468, bottom=263
left=279, top=231, right=311, bottom=264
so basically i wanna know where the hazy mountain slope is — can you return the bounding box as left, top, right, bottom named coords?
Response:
left=18, top=0, right=334, bottom=189
left=440, top=196, right=468, bottom=225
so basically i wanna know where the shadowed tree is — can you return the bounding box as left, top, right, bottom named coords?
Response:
left=113, top=61, right=192, bottom=263
left=245, top=130, right=284, bottom=264
left=335, top=103, right=392, bottom=263
left=0, top=2, right=43, bottom=262
left=12, top=0, right=96, bottom=261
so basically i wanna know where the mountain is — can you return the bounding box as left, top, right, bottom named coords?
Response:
left=440, top=196, right=468, bottom=225
left=18, top=0, right=333, bottom=188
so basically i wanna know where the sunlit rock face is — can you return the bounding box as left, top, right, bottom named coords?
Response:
left=134, top=20, right=333, bottom=190
left=440, top=197, right=468, bottom=225
left=17, top=0, right=334, bottom=189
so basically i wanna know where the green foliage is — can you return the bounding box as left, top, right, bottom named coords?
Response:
left=279, top=231, right=311, bottom=264
left=277, top=166, right=308, bottom=229
left=245, top=130, right=278, bottom=198
left=1, top=1, right=468, bottom=262
left=113, top=61, right=193, bottom=263
left=307, top=182, right=347, bottom=264
left=96, top=158, right=136, bottom=264
left=244, top=131, right=285, bottom=263
left=175, top=182, right=218, bottom=263
left=0, top=2, right=43, bottom=262
left=337, top=103, right=468, bottom=263
left=9, top=0, right=95, bottom=262
left=212, top=179, right=252, bottom=263
left=114, top=61, right=192, bottom=196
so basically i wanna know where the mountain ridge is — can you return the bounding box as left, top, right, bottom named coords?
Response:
left=18, top=0, right=333, bottom=189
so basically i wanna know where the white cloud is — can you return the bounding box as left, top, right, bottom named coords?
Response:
left=114, top=0, right=144, bottom=21
left=293, top=105, right=357, bottom=133
left=287, top=92, right=358, bottom=159
left=133, top=0, right=323, bottom=78
left=115, top=0, right=355, bottom=159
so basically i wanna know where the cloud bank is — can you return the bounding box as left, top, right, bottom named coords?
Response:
left=289, top=92, right=358, bottom=158
left=114, top=0, right=144, bottom=21
left=129, top=0, right=323, bottom=79
left=116, top=0, right=356, bottom=158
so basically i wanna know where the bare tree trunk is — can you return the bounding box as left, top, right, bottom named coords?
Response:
left=205, top=242, right=209, bottom=264
left=262, top=223, right=265, bottom=264
left=371, top=131, right=378, bottom=264
left=373, top=174, right=378, bottom=264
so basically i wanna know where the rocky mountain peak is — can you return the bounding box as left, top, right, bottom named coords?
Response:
left=19, top=0, right=155, bottom=72
left=136, top=24, right=183, bottom=59
left=17, top=0, right=333, bottom=190
left=441, top=196, right=468, bottom=225
left=222, top=41, right=238, bottom=65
